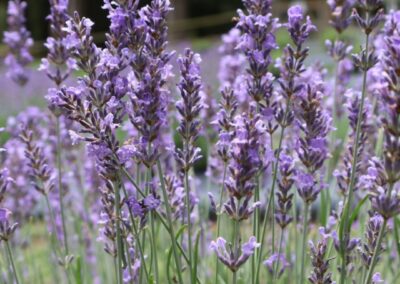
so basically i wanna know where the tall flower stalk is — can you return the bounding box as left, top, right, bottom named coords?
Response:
left=235, top=2, right=278, bottom=267
left=0, top=170, right=20, bottom=284
left=338, top=1, right=384, bottom=282
left=256, top=5, right=316, bottom=282
left=211, top=110, right=262, bottom=282
left=40, top=0, right=76, bottom=258
left=175, top=48, right=204, bottom=283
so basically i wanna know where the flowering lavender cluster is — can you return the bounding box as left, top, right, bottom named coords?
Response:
left=2, top=0, right=33, bottom=86
left=2, top=0, right=400, bottom=283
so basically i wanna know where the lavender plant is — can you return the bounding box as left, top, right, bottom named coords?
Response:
left=3, top=0, right=400, bottom=283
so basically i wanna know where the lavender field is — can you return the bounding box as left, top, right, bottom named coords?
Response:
left=0, top=0, right=399, bottom=283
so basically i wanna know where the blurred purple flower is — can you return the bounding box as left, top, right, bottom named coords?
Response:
left=3, top=0, right=33, bottom=86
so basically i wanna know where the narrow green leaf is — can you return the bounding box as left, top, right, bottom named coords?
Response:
left=73, top=256, right=83, bottom=284
left=394, top=217, right=400, bottom=257
left=193, top=230, right=202, bottom=282
left=348, top=195, right=368, bottom=227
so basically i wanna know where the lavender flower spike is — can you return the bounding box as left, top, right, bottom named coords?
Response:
left=308, top=235, right=333, bottom=284
left=210, top=236, right=260, bottom=272
left=286, top=5, right=316, bottom=47
left=327, top=0, right=355, bottom=33
left=175, top=48, right=204, bottom=174
left=3, top=0, right=33, bottom=86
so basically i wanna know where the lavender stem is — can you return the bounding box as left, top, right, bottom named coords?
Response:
left=215, top=163, right=228, bottom=283
left=273, top=229, right=284, bottom=282
left=339, top=32, right=370, bottom=284
left=5, top=241, right=20, bottom=284
left=300, top=202, right=309, bottom=284
left=55, top=117, right=69, bottom=255
left=113, top=181, right=123, bottom=284
left=256, top=104, right=290, bottom=282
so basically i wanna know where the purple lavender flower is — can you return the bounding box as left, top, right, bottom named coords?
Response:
left=295, top=84, right=331, bottom=175
left=223, top=113, right=263, bottom=220
left=0, top=169, right=18, bottom=243
left=331, top=230, right=360, bottom=270
left=0, top=208, right=18, bottom=242
left=210, top=236, right=260, bottom=272
left=327, top=0, right=355, bottom=33
left=20, top=128, right=56, bottom=196
left=370, top=188, right=400, bottom=220
left=218, top=28, right=246, bottom=89
left=127, top=0, right=174, bottom=167
left=3, top=0, right=33, bottom=86
left=163, top=175, right=186, bottom=221
left=326, top=40, right=354, bottom=118
left=308, top=235, right=333, bottom=284
left=40, top=0, right=75, bottom=89
left=235, top=3, right=279, bottom=110
left=215, top=87, right=238, bottom=164
left=334, top=90, right=372, bottom=196
left=352, top=0, right=384, bottom=35
left=242, top=0, right=271, bottom=15
left=0, top=169, right=13, bottom=205
left=275, top=153, right=295, bottom=228
left=264, top=253, right=290, bottom=278
left=286, top=5, right=316, bottom=47
left=175, top=49, right=204, bottom=174
left=296, top=172, right=320, bottom=204
left=360, top=214, right=385, bottom=268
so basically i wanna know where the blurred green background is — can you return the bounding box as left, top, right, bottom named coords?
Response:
left=0, top=0, right=397, bottom=57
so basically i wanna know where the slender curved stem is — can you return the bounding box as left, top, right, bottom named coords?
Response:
left=184, top=167, right=194, bottom=283
left=339, top=33, right=370, bottom=284
left=300, top=203, right=309, bottom=284
left=232, top=217, right=240, bottom=284
left=215, top=163, right=227, bottom=283
left=273, top=229, right=285, bottom=282
left=55, top=117, right=69, bottom=255
left=114, top=181, right=123, bottom=284
left=5, top=241, right=20, bottom=284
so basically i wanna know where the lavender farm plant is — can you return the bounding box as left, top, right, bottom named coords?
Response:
left=338, top=1, right=384, bottom=282
left=5, top=0, right=400, bottom=283
left=40, top=0, right=75, bottom=262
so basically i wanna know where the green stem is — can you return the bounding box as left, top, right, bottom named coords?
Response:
left=55, top=117, right=69, bottom=255
left=256, top=106, right=290, bottom=282
left=5, top=241, right=20, bottom=284
left=215, top=163, right=227, bottom=283
left=122, top=166, right=198, bottom=281
left=150, top=211, right=159, bottom=283
left=273, top=229, right=285, bottom=282
left=156, top=161, right=184, bottom=284
left=44, top=194, right=61, bottom=253
left=232, top=217, right=240, bottom=284
left=300, top=203, right=309, bottom=284
left=184, top=167, right=194, bottom=284
left=363, top=219, right=387, bottom=284
left=339, top=33, right=370, bottom=284
left=114, top=181, right=124, bottom=284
